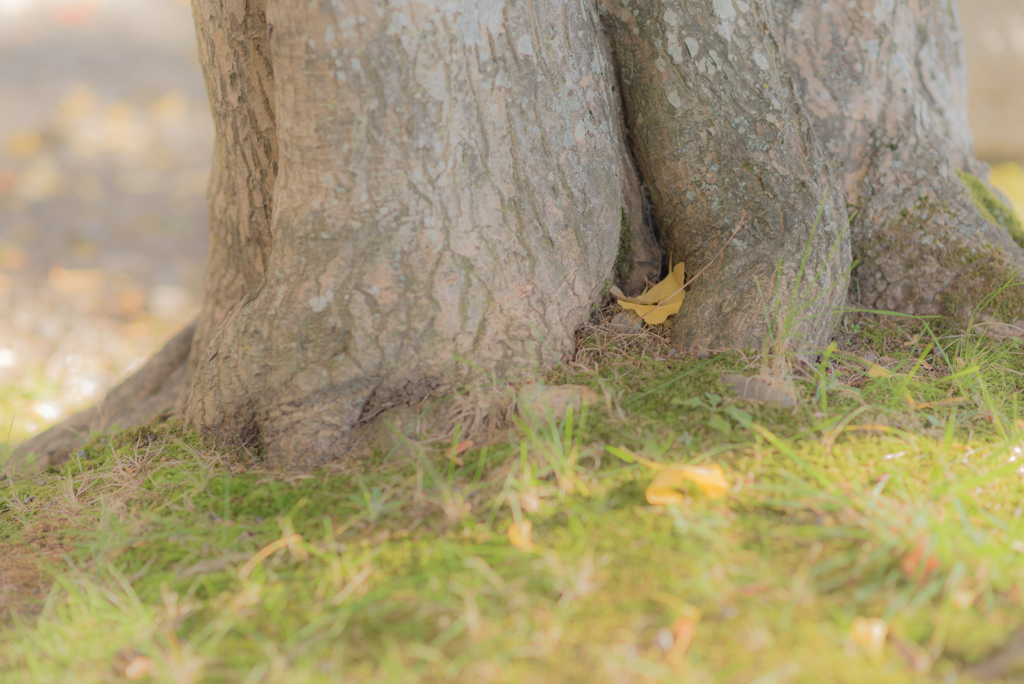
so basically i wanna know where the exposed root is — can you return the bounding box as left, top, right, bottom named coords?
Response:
left=9, top=319, right=197, bottom=474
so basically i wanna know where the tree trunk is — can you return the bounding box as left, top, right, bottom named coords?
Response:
left=15, top=0, right=1022, bottom=471
left=602, top=0, right=851, bottom=353
left=182, top=0, right=279, bottom=409
left=775, top=0, right=1024, bottom=321
left=183, top=0, right=659, bottom=469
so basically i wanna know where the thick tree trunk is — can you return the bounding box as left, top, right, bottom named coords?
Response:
left=602, top=0, right=852, bottom=353
left=184, top=0, right=658, bottom=469
left=18, top=0, right=1020, bottom=472
left=775, top=0, right=1024, bottom=322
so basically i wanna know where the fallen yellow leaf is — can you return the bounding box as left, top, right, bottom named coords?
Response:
left=904, top=393, right=966, bottom=410
left=645, top=464, right=729, bottom=505
left=851, top=616, right=887, bottom=656
left=867, top=364, right=890, bottom=378
left=508, top=520, right=534, bottom=552
left=617, top=262, right=686, bottom=325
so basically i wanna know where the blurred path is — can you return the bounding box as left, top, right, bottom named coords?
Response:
left=0, top=0, right=211, bottom=443
left=962, top=0, right=1024, bottom=163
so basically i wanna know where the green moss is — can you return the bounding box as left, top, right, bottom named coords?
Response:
left=943, top=242, right=1024, bottom=324
left=877, top=194, right=1024, bottom=324
left=956, top=169, right=1024, bottom=248
left=614, top=206, right=634, bottom=283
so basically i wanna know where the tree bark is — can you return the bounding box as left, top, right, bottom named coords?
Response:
left=775, top=0, right=1024, bottom=322
left=184, top=0, right=658, bottom=469
left=602, top=0, right=851, bottom=353
left=16, top=0, right=1023, bottom=472
left=181, top=0, right=279, bottom=407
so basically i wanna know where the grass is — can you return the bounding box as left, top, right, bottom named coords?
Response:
left=2, top=312, right=1024, bottom=683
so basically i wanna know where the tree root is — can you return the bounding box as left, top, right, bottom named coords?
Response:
left=7, top=319, right=197, bottom=474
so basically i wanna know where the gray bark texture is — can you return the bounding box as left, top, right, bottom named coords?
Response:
left=183, top=0, right=658, bottom=468
left=774, top=0, right=1024, bottom=320
left=182, top=0, right=279, bottom=409
left=602, top=0, right=852, bottom=353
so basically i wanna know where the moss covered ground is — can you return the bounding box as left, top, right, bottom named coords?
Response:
left=2, top=312, right=1024, bottom=683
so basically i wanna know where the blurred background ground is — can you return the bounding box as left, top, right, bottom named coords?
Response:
left=0, top=0, right=208, bottom=443
left=0, top=0, right=1022, bottom=446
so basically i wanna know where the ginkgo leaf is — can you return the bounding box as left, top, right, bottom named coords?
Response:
left=867, top=364, right=891, bottom=378
left=616, top=262, right=686, bottom=325
left=646, top=473, right=687, bottom=505
left=508, top=520, right=535, bottom=552
left=645, top=464, right=729, bottom=505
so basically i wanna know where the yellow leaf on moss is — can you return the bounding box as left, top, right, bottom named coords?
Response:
left=508, top=520, right=535, bottom=552
left=617, top=262, right=686, bottom=325
left=645, top=464, right=729, bottom=505
left=867, top=364, right=890, bottom=378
